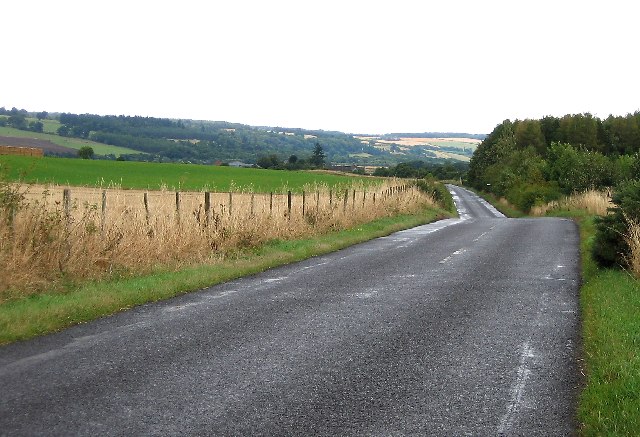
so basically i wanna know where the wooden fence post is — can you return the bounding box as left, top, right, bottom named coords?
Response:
left=63, top=188, right=71, bottom=223
left=204, top=192, right=211, bottom=226
left=362, top=191, right=366, bottom=208
left=175, top=192, right=181, bottom=224
left=373, top=192, right=376, bottom=204
left=144, top=192, right=150, bottom=225
left=352, top=189, right=356, bottom=209
left=101, top=190, right=107, bottom=232
left=316, top=190, right=320, bottom=214
left=329, top=189, right=333, bottom=207
left=287, top=191, right=292, bottom=219
left=302, top=191, right=306, bottom=217
left=270, top=192, right=273, bottom=215
left=228, top=192, right=233, bottom=216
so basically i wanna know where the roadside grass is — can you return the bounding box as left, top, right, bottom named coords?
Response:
left=0, top=126, right=141, bottom=155
left=477, top=189, right=640, bottom=435
left=0, top=207, right=448, bottom=345
left=577, top=217, right=640, bottom=436
left=1, top=155, right=374, bottom=192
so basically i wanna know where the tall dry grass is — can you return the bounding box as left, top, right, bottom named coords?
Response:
left=530, top=190, right=613, bottom=217
left=624, top=216, right=640, bottom=278
left=1, top=180, right=436, bottom=301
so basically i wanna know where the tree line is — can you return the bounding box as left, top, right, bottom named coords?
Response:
left=468, top=113, right=639, bottom=210
left=468, top=112, right=640, bottom=271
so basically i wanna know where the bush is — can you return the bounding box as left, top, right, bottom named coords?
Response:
left=505, top=182, right=562, bottom=212
left=416, top=179, right=455, bottom=213
left=593, top=179, right=640, bottom=268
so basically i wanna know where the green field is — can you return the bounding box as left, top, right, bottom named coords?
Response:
left=0, top=155, right=373, bottom=192
left=0, top=126, right=141, bottom=156
left=26, top=118, right=62, bottom=134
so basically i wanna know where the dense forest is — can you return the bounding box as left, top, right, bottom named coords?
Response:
left=468, top=112, right=640, bottom=269
left=0, top=108, right=475, bottom=166
left=468, top=112, right=639, bottom=209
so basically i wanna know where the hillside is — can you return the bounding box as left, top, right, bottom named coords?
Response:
left=0, top=108, right=480, bottom=166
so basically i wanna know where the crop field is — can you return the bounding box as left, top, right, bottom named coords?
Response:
left=0, top=155, right=375, bottom=192
left=1, top=179, right=433, bottom=300
left=0, top=126, right=141, bottom=156
left=354, top=136, right=478, bottom=162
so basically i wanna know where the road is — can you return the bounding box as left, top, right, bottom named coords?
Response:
left=0, top=186, right=580, bottom=436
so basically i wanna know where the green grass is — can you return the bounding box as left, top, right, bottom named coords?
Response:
left=576, top=217, right=640, bottom=436
left=0, top=126, right=141, bottom=155
left=0, top=155, right=375, bottom=192
left=25, top=118, right=62, bottom=134
left=0, top=207, right=448, bottom=345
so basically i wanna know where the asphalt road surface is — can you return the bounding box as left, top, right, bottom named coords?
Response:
left=0, top=185, right=580, bottom=436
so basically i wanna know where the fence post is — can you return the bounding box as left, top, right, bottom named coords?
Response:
left=204, top=192, right=211, bottom=226
left=228, top=192, right=233, bottom=216
left=270, top=192, right=273, bottom=215
left=316, top=190, right=320, bottom=214
left=329, top=189, right=333, bottom=207
left=175, top=192, right=181, bottom=225
left=373, top=192, right=376, bottom=205
left=363, top=191, right=366, bottom=208
left=144, top=192, right=150, bottom=225
left=101, top=190, right=107, bottom=233
left=63, top=188, right=71, bottom=223
left=287, top=191, right=292, bottom=219
left=352, top=189, right=356, bottom=209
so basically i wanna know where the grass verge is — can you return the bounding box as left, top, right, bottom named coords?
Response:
left=0, top=207, right=448, bottom=345
left=577, top=217, right=640, bottom=436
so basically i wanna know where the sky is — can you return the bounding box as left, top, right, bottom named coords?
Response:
left=3, top=0, right=639, bottom=135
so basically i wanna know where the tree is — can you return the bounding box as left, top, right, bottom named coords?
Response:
left=288, top=155, right=298, bottom=164
left=309, top=143, right=326, bottom=168
left=7, top=113, right=27, bottom=130
left=78, top=146, right=94, bottom=159
left=28, top=121, right=43, bottom=133
left=36, top=111, right=48, bottom=120
left=515, top=119, right=546, bottom=155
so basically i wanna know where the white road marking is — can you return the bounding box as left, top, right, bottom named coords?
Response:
left=439, top=248, right=467, bottom=264
left=474, top=231, right=489, bottom=242
left=211, top=289, right=239, bottom=299
left=163, top=302, right=200, bottom=312
left=497, top=342, right=535, bottom=434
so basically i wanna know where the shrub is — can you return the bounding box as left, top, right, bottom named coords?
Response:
left=416, top=179, right=455, bottom=213
left=593, top=180, right=640, bottom=268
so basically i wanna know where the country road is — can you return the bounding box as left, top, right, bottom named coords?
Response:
left=0, top=186, right=580, bottom=436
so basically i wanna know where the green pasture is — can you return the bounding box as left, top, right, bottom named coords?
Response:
left=0, top=126, right=141, bottom=156
left=0, top=155, right=375, bottom=192
left=26, top=118, right=62, bottom=134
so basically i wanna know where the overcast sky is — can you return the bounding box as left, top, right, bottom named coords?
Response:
left=3, top=0, right=638, bottom=134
